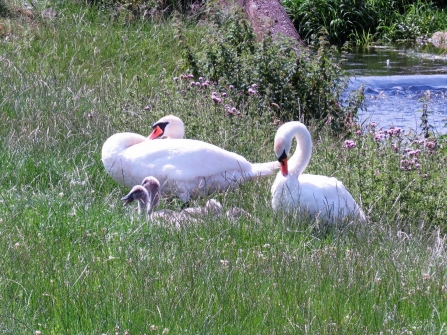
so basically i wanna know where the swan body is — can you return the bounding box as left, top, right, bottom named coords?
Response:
left=271, top=121, right=366, bottom=222
left=148, top=115, right=185, bottom=139
left=102, top=132, right=279, bottom=202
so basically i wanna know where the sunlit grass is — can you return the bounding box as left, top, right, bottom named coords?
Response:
left=1, top=2, right=447, bottom=334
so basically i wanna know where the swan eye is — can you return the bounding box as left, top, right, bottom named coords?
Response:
left=278, top=149, right=287, bottom=163
left=149, top=122, right=169, bottom=139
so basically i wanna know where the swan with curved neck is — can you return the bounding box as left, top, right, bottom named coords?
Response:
left=148, top=115, right=185, bottom=139
left=271, top=121, right=366, bottom=222
left=103, top=127, right=280, bottom=202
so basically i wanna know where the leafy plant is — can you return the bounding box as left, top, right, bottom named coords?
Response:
left=0, top=0, right=9, bottom=18
left=175, top=7, right=364, bottom=131
left=283, top=0, right=447, bottom=44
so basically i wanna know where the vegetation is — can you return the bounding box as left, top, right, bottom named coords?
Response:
left=1, top=1, right=447, bottom=334
left=174, top=7, right=363, bottom=130
left=282, top=0, right=447, bottom=44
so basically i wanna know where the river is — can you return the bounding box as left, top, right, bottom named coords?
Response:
left=342, top=44, right=447, bottom=135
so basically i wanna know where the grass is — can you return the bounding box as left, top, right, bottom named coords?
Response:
left=1, top=2, right=447, bottom=334
left=283, top=0, right=447, bottom=45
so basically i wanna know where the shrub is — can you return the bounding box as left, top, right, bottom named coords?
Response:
left=174, top=7, right=364, bottom=132
left=0, top=0, right=10, bottom=17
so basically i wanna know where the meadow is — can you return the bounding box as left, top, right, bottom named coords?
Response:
left=1, top=2, right=447, bottom=334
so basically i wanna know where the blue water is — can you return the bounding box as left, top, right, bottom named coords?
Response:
left=347, top=74, right=447, bottom=134
left=342, top=45, right=447, bottom=134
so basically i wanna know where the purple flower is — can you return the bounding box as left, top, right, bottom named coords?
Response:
left=374, top=132, right=385, bottom=141
left=408, top=149, right=421, bottom=156
left=251, top=83, right=258, bottom=88
left=370, top=122, right=377, bottom=127
left=212, top=96, right=222, bottom=104
left=356, top=130, right=362, bottom=136
left=248, top=88, right=257, bottom=95
left=173, top=77, right=179, bottom=82
left=344, top=140, right=356, bottom=149
left=426, top=141, right=436, bottom=150
left=229, top=85, right=235, bottom=90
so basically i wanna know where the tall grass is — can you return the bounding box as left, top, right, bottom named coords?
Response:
left=283, top=0, right=447, bottom=44
left=1, top=2, right=447, bottom=334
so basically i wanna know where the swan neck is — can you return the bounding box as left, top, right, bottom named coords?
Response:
left=287, top=123, right=312, bottom=176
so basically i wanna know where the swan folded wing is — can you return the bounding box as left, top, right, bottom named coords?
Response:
left=108, top=138, right=272, bottom=199
left=272, top=174, right=364, bottom=221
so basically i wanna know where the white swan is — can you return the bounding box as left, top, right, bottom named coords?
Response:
left=148, top=114, right=185, bottom=139
left=102, top=131, right=280, bottom=202
left=271, top=121, right=366, bottom=222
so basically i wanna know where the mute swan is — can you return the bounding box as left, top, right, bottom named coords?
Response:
left=148, top=114, right=185, bottom=139
left=271, top=121, right=366, bottom=223
left=102, top=131, right=280, bottom=202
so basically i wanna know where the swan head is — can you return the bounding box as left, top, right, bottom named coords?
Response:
left=121, top=185, right=148, bottom=206
left=273, top=121, right=312, bottom=177
left=274, top=137, right=290, bottom=177
left=148, top=115, right=185, bottom=139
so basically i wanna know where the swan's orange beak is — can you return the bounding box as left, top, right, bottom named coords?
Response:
left=278, top=149, right=288, bottom=176
left=148, top=125, right=163, bottom=139
left=280, top=158, right=288, bottom=176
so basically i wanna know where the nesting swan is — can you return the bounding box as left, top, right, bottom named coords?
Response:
left=271, top=121, right=366, bottom=222
left=102, top=119, right=280, bottom=202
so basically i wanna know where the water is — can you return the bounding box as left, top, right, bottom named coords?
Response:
left=342, top=44, right=447, bottom=134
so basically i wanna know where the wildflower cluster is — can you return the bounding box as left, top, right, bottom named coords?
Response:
left=173, top=74, right=267, bottom=117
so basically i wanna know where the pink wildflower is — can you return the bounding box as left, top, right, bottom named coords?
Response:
left=212, top=96, right=222, bottom=104
left=344, top=140, right=356, bottom=149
